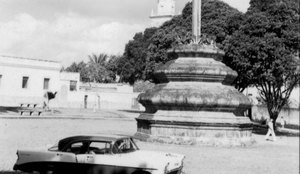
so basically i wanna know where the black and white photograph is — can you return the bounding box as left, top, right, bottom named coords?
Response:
left=0, top=0, right=299, bottom=174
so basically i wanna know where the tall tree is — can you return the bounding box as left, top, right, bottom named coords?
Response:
left=87, top=53, right=117, bottom=83
left=87, top=63, right=110, bottom=83
left=65, top=54, right=119, bottom=83
left=106, top=55, right=122, bottom=82
left=88, top=53, right=108, bottom=67
left=117, top=27, right=157, bottom=84
left=224, top=0, right=300, bottom=127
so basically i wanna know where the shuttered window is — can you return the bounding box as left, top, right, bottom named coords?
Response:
left=70, top=80, right=77, bottom=91
left=0, top=75, right=2, bottom=87
left=22, top=76, right=29, bottom=89
left=44, top=78, right=50, bottom=90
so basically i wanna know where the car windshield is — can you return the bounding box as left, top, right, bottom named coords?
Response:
left=112, top=138, right=138, bottom=154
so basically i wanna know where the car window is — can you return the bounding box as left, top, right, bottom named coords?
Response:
left=89, top=142, right=111, bottom=154
left=112, top=138, right=138, bottom=154
left=65, top=142, right=90, bottom=154
left=71, top=142, right=83, bottom=148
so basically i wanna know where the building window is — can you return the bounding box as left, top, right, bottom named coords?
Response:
left=22, top=76, right=29, bottom=89
left=44, top=78, right=50, bottom=90
left=0, top=75, right=2, bottom=87
left=70, top=80, right=77, bottom=91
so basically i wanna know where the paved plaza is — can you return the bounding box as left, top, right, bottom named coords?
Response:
left=0, top=110, right=299, bottom=174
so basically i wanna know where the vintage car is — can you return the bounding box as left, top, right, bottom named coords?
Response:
left=14, top=135, right=185, bottom=174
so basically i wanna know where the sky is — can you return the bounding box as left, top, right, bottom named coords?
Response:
left=0, top=0, right=250, bottom=66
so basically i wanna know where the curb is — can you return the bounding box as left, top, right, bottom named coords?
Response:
left=0, top=116, right=134, bottom=121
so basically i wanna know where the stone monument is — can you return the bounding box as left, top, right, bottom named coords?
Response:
left=150, top=0, right=175, bottom=27
left=136, top=0, right=253, bottom=146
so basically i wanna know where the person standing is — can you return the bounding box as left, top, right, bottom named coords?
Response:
left=43, top=91, right=57, bottom=111
left=280, top=116, right=285, bottom=129
left=43, top=91, right=49, bottom=111
left=265, top=118, right=277, bottom=141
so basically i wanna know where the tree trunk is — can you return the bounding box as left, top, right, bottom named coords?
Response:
left=268, top=109, right=280, bottom=130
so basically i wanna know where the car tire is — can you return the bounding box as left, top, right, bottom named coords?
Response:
left=38, top=170, right=51, bottom=174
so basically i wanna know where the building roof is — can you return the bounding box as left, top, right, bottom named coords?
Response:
left=0, top=55, right=60, bottom=63
left=0, top=55, right=61, bottom=71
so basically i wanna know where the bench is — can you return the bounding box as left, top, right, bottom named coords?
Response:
left=20, top=103, right=38, bottom=108
left=19, top=109, right=43, bottom=116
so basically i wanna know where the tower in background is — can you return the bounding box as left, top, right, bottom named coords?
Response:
left=150, top=0, right=175, bottom=27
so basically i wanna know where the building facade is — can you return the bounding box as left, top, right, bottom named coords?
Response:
left=0, top=55, right=61, bottom=106
left=150, top=0, right=175, bottom=27
left=0, top=55, right=141, bottom=110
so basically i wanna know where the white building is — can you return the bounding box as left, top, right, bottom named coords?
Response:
left=0, top=55, right=142, bottom=110
left=78, top=83, right=140, bottom=110
left=0, top=55, right=62, bottom=106
left=150, top=0, right=176, bottom=27
left=0, top=55, right=82, bottom=107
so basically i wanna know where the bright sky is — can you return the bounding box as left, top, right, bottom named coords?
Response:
left=0, top=0, right=250, bottom=66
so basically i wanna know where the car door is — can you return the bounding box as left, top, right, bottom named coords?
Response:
left=76, top=141, right=110, bottom=163
left=75, top=141, right=116, bottom=174
left=76, top=154, right=95, bottom=163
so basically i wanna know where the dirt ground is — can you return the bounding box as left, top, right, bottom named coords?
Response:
left=0, top=111, right=299, bottom=174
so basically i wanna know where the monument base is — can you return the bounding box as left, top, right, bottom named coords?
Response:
left=135, top=111, right=254, bottom=146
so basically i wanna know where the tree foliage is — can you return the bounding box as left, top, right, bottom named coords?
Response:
left=65, top=54, right=120, bottom=83
left=65, top=61, right=90, bottom=82
left=88, top=53, right=108, bottom=67
left=117, top=0, right=242, bottom=83
left=223, top=0, right=300, bottom=125
left=117, top=28, right=158, bottom=84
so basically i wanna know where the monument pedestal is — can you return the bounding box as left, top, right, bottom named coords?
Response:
left=135, top=44, right=254, bottom=146
left=136, top=111, right=253, bottom=146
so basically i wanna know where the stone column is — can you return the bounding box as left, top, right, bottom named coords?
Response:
left=193, top=0, right=201, bottom=43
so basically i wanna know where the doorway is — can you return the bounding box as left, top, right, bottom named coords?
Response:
left=84, top=95, right=88, bottom=109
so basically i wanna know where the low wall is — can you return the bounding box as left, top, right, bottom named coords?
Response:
left=0, top=92, right=144, bottom=111
left=0, top=95, right=44, bottom=107
left=251, top=105, right=299, bottom=126
left=52, top=92, right=144, bottom=111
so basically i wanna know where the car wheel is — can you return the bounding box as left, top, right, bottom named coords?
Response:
left=38, top=170, right=51, bottom=174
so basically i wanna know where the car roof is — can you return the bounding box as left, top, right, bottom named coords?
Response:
left=58, top=134, right=132, bottom=150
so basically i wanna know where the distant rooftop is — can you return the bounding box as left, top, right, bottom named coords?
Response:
left=0, top=55, right=60, bottom=63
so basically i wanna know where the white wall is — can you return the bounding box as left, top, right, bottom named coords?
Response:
left=251, top=106, right=299, bottom=126
left=53, top=83, right=144, bottom=110
left=244, top=87, right=300, bottom=108
left=150, top=0, right=175, bottom=27
left=0, top=56, right=61, bottom=106
left=157, top=0, right=175, bottom=16
left=0, top=56, right=144, bottom=110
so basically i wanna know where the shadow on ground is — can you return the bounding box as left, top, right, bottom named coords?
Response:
left=118, top=109, right=144, bottom=114
left=0, top=106, right=62, bottom=115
